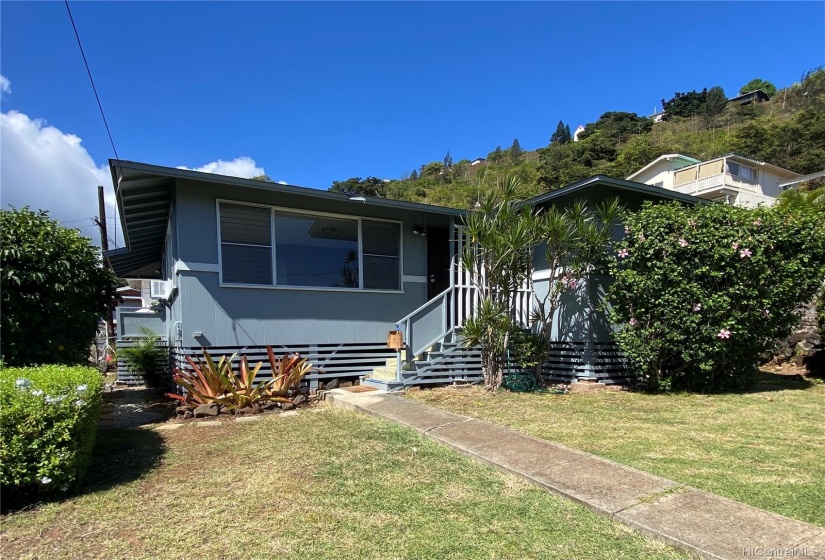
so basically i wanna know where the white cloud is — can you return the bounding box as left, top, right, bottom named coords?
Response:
left=0, top=75, right=10, bottom=94
left=0, top=110, right=115, bottom=246
left=177, top=156, right=264, bottom=178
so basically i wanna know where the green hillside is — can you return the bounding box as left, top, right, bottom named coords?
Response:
left=329, top=69, right=825, bottom=208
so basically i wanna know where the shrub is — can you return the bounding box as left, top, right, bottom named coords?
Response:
left=0, top=208, right=120, bottom=366
left=120, top=327, right=167, bottom=387
left=0, top=365, right=103, bottom=506
left=167, top=347, right=312, bottom=409
left=607, top=201, right=825, bottom=391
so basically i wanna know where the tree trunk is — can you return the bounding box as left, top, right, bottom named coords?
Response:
left=482, top=350, right=503, bottom=391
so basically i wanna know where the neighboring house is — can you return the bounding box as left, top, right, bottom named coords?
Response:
left=650, top=110, right=666, bottom=123
left=626, top=153, right=801, bottom=207
left=573, top=125, right=586, bottom=142
left=470, top=158, right=486, bottom=166
left=105, top=160, right=701, bottom=390
left=728, top=89, right=770, bottom=105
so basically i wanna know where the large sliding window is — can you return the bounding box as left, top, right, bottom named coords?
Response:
left=219, top=202, right=401, bottom=291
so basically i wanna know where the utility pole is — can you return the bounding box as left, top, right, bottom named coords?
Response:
left=95, top=185, right=115, bottom=343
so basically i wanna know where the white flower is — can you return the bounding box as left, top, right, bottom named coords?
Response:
left=76, top=384, right=87, bottom=393
left=32, top=389, right=43, bottom=397
left=15, top=378, right=31, bottom=390
left=75, top=399, right=84, bottom=407
left=40, top=476, right=52, bottom=485
left=45, top=395, right=65, bottom=405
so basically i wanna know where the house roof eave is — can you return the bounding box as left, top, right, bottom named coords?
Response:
left=522, top=175, right=707, bottom=208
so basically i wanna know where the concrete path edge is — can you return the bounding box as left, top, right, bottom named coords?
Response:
left=324, top=389, right=825, bottom=560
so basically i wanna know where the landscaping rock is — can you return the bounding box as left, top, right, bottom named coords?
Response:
left=325, top=379, right=340, bottom=390
left=340, top=381, right=353, bottom=388
left=292, top=394, right=307, bottom=406
left=183, top=410, right=193, bottom=419
left=260, top=401, right=278, bottom=411
left=175, top=405, right=193, bottom=416
left=194, top=403, right=220, bottom=418
left=280, top=402, right=295, bottom=411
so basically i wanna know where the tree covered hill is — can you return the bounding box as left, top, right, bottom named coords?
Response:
left=329, top=69, right=825, bottom=209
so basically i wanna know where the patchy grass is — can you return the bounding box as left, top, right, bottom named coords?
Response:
left=0, top=407, right=688, bottom=560
left=406, top=373, right=825, bottom=527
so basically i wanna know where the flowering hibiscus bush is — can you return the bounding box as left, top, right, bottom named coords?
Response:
left=0, top=365, right=103, bottom=508
left=607, top=201, right=825, bottom=391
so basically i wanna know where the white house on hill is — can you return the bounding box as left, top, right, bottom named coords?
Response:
left=627, top=153, right=801, bottom=207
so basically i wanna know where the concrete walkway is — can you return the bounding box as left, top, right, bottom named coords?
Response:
left=325, top=389, right=825, bottom=560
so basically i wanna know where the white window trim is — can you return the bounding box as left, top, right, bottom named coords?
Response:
left=216, top=199, right=404, bottom=293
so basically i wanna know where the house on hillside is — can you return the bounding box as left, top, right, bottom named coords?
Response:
left=627, top=153, right=801, bottom=207
left=729, top=89, right=770, bottom=105
left=106, top=160, right=701, bottom=391
left=470, top=158, right=486, bottom=166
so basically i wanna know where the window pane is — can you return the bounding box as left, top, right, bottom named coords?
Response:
left=362, top=221, right=400, bottom=290
left=275, top=213, right=359, bottom=287
left=220, top=204, right=271, bottom=245
left=362, top=221, right=400, bottom=257
left=363, top=255, right=400, bottom=290
left=222, top=244, right=273, bottom=284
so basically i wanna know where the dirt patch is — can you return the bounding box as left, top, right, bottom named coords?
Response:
left=99, top=386, right=175, bottom=429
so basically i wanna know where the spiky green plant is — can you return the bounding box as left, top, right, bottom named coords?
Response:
left=167, top=347, right=313, bottom=409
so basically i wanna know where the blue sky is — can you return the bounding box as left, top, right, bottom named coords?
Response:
left=1, top=2, right=823, bottom=243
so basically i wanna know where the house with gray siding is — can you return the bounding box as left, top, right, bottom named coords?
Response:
left=106, top=160, right=700, bottom=390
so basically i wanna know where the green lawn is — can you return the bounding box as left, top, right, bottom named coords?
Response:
left=406, top=372, right=825, bottom=527
left=0, top=407, right=687, bottom=560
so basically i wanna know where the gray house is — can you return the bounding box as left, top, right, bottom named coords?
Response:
left=106, top=160, right=699, bottom=390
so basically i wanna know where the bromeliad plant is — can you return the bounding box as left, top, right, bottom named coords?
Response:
left=166, top=346, right=312, bottom=409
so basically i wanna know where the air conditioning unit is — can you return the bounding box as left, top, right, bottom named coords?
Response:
left=150, top=280, right=170, bottom=299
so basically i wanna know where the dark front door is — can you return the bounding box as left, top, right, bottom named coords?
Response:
left=427, top=227, right=451, bottom=299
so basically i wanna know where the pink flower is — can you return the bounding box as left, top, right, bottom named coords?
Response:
left=629, top=318, right=639, bottom=327
left=718, top=329, right=731, bottom=339
left=739, top=248, right=752, bottom=258
left=731, top=241, right=740, bottom=250
left=763, top=309, right=771, bottom=317
left=618, top=248, right=629, bottom=258
left=678, top=238, right=688, bottom=247
left=689, top=220, right=696, bottom=227
left=753, top=219, right=762, bottom=226
left=637, top=234, right=646, bottom=242
left=692, top=303, right=702, bottom=312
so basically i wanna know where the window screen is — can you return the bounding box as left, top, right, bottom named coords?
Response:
left=362, top=220, right=401, bottom=290
left=220, top=203, right=273, bottom=285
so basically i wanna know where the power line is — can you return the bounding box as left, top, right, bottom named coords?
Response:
left=64, top=0, right=119, bottom=161
left=65, top=0, right=122, bottom=250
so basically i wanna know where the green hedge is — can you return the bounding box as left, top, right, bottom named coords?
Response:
left=0, top=365, right=103, bottom=504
